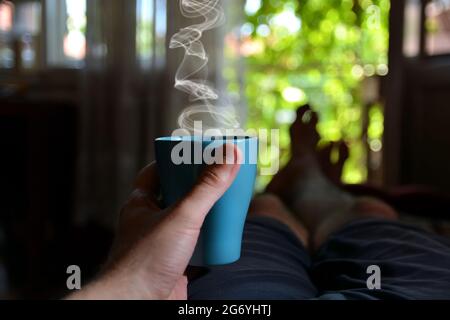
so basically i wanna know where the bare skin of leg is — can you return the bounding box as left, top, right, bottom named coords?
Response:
left=248, top=193, right=309, bottom=247
left=266, top=105, right=398, bottom=251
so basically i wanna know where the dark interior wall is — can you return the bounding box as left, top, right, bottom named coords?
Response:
left=0, top=101, right=76, bottom=295
left=0, top=100, right=111, bottom=297
left=0, top=114, right=27, bottom=290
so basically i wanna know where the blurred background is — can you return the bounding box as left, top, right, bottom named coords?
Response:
left=0, top=0, right=450, bottom=298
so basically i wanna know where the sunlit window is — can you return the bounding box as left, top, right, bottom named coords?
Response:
left=0, top=1, right=14, bottom=68
left=228, top=0, right=391, bottom=188
left=64, top=0, right=86, bottom=60
left=0, top=0, right=40, bottom=70
left=46, top=0, right=86, bottom=67
left=136, top=0, right=166, bottom=69
left=403, top=0, right=421, bottom=57
left=136, top=0, right=154, bottom=67
left=426, top=0, right=450, bottom=55
left=0, top=1, right=13, bottom=32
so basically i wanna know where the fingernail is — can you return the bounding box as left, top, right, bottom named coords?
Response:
left=224, top=143, right=243, bottom=164
left=214, top=144, right=240, bottom=181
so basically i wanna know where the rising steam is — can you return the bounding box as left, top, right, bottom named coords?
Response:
left=170, top=0, right=240, bottom=134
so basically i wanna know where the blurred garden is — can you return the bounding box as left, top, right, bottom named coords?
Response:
left=226, top=0, right=390, bottom=189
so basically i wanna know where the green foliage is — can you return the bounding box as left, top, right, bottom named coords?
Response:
left=233, top=0, right=390, bottom=190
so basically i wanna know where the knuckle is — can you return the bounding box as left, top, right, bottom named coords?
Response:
left=200, top=168, right=224, bottom=189
left=164, top=209, right=202, bottom=234
left=118, top=206, right=128, bottom=222
left=120, top=190, right=160, bottom=219
left=123, top=190, right=142, bottom=208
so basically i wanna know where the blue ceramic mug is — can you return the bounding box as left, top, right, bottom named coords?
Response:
left=155, top=136, right=258, bottom=266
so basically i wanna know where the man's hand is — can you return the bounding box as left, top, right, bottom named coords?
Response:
left=68, top=144, right=241, bottom=300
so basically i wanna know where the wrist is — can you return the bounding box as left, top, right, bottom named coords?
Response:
left=66, top=270, right=161, bottom=300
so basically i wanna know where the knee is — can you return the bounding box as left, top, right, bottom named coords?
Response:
left=352, top=197, right=399, bottom=221
left=249, top=193, right=287, bottom=217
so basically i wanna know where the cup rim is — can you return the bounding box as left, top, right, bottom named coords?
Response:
left=156, top=135, right=257, bottom=142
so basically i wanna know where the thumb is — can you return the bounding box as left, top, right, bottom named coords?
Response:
left=170, top=143, right=242, bottom=230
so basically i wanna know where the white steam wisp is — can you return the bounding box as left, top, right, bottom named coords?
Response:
left=170, top=0, right=240, bottom=134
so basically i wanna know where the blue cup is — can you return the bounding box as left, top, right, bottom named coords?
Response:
left=155, top=136, right=258, bottom=266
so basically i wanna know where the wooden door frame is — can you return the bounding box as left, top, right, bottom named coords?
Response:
left=383, top=0, right=407, bottom=187
left=384, top=0, right=450, bottom=187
